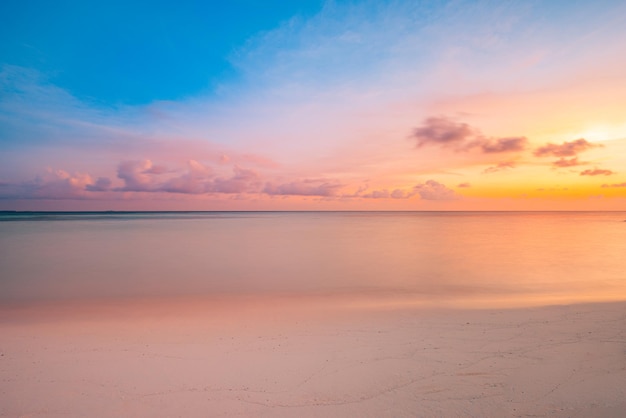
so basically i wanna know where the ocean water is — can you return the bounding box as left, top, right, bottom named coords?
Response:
left=1, top=211, right=625, bottom=308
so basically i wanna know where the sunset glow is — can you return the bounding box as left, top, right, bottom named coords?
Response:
left=1, top=0, right=626, bottom=210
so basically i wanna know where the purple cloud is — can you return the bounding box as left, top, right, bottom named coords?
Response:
left=411, top=117, right=527, bottom=154
left=601, top=182, right=626, bottom=188
left=480, top=137, right=528, bottom=153
left=412, top=117, right=475, bottom=150
left=457, top=182, right=471, bottom=188
left=85, top=177, right=112, bottom=192
left=534, top=138, right=600, bottom=157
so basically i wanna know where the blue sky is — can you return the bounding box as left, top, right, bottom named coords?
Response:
left=1, top=0, right=325, bottom=105
left=1, top=0, right=626, bottom=210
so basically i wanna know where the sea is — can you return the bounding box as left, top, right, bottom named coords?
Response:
left=1, top=211, right=625, bottom=308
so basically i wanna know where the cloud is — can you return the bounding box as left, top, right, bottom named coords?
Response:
left=533, top=138, right=600, bottom=157
left=31, top=169, right=95, bottom=199
left=143, top=164, right=169, bottom=174
left=601, top=182, right=626, bottom=188
left=413, top=180, right=457, bottom=200
left=85, top=177, right=112, bottom=192
left=483, top=161, right=516, bottom=174
left=210, top=166, right=261, bottom=194
left=263, top=178, right=342, bottom=197
left=534, top=139, right=603, bottom=169
left=412, top=117, right=475, bottom=150
left=0, top=168, right=95, bottom=200
left=457, top=182, right=471, bottom=188
left=360, top=182, right=457, bottom=200
left=362, top=189, right=390, bottom=199
left=391, top=189, right=412, bottom=199
left=580, top=168, right=614, bottom=176
left=552, top=157, right=585, bottom=167
left=159, top=160, right=214, bottom=194
left=362, top=188, right=414, bottom=199
left=411, top=117, right=527, bottom=154
left=114, top=160, right=264, bottom=195
left=116, top=160, right=162, bottom=192
left=480, top=137, right=528, bottom=153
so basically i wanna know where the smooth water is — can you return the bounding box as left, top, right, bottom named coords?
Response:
left=1, top=211, right=625, bottom=307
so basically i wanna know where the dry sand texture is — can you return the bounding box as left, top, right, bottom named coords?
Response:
left=1, top=299, right=626, bottom=417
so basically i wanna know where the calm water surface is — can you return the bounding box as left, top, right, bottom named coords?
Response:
left=1, top=211, right=625, bottom=307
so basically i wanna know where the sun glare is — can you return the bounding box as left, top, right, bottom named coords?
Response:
left=575, top=123, right=626, bottom=143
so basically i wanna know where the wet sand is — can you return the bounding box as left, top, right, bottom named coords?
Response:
left=1, top=297, right=625, bottom=417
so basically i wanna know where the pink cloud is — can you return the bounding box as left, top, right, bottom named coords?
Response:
left=413, top=180, right=457, bottom=200
left=391, top=189, right=411, bottom=199
left=143, top=164, right=170, bottom=174
left=114, top=160, right=264, bottom=195
left=457, top=182, right=471, bottom=188
left=362, top=189, right=391, bottom=199
left=116, top=160, right=161, bottom=191
left=0, top=169, right=96, bottom=200
left=552, top=157, right=585, bottom=167
left=483, top=161, right=516, bottom=174
left=210, top=166, right=261, bottom=194
left=362, top=188, right=414, bottom=199
left=263, top=179, right=342, bottom=197
left=160, top=160, right=214, bottom=194
left=580, top=168, right=614, bottom=176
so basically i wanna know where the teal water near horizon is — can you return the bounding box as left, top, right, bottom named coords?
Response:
left=1, top=211, right=625, bottom=307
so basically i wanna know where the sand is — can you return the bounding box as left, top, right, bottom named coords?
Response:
left=1, top=297, right=625, bottom=417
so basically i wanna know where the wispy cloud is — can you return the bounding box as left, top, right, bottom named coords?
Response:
left=552, top=157, right=585, bottom=168
left=483, top=161, right=516, bottom=174
left=580, top=168, right=614, bottom=176
left=533, top=138, right=604, bottom=170
left=534, top=138, right=600, bottom=158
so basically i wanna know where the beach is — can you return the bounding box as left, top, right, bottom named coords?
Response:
left=2, top=211, right=626, bottom=416
left=2, top=296, right=625, bottom=417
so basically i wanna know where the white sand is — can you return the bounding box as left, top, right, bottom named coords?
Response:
left=1, top=297, right=625, bottom=417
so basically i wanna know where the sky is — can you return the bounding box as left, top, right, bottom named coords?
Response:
left=1, top=0, right=626, bottom=211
